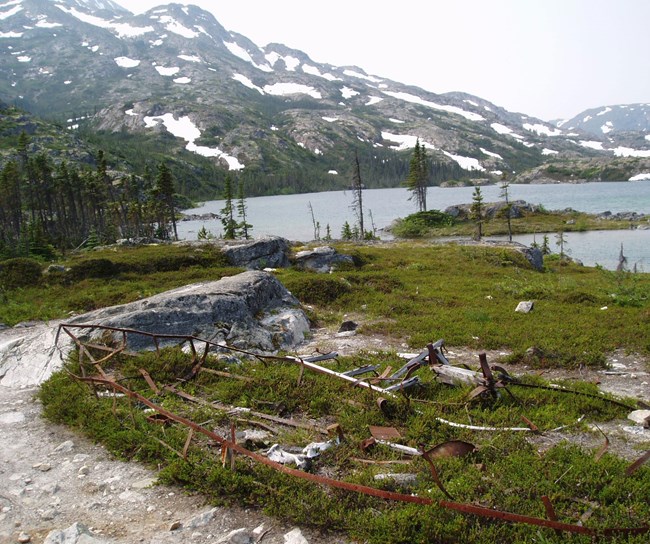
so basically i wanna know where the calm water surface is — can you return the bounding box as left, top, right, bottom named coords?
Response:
left=179, top=181, right=650, bottom=271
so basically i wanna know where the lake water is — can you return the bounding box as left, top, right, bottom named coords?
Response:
left=179, top=181, right=650, bottom=271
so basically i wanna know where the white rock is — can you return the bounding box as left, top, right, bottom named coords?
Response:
left=284, top=528, right=309, bottom=544
left=53, top=440, right=75, bottom=454
left=186, top=507, right=218, bottom=528
left=627, top=410, right=650, bottom=426
left=0, top=411, right=26, bottom=424
left=515, top=301, right=534, bottom=313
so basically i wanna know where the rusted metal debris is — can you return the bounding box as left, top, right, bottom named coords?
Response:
left=54, top=323, right=650, bottom=539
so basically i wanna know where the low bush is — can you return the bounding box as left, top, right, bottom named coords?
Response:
left=0, top=257, right=42, bottom=289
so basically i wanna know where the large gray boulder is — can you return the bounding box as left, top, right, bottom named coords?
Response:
left=294, top=246, right=354, bottom=273
left=69, top=270, right=309, bottom=351
left=222, top=236, right=291, bottom=269
left=0, top=271, right=310, bottom=386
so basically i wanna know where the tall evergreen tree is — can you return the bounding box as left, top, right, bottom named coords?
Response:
left=156, top=162, right=178, bottom=240
left=220, top=174, right=237, bottom=239
left=236, top=178, right=252, bottom=239
left=405, top=139, right=428, bottom=212
left=470, top=186, right=485, bottom=240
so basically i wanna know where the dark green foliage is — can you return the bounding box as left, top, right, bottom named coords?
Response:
left=391, top=210, right=454, bottom=238
left=67, top=258, right=118, bottom=281
left=404, top=139, right=428, bottom=212
left=282, top=275, right=352, bottom=305
left=0, top=257, right=42, bottom=288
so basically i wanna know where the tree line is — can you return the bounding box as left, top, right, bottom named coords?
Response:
left=0, top=132, right=179, bottom=259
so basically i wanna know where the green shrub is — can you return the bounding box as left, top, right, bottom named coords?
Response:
left=67, top=258, right=118, bottom=280
left=283, top=275, right=351, bottom=305
left=0, top=257, right=42, bottom=289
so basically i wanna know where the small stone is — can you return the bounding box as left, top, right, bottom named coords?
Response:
left=131, top=477, right=155, bottom=490
left=78, top=466, right=90, bottom=476
left=338, top=320, right=358, bottom=333
left=628, top=410, right=650, bottom=426
left=38, top=464, right=52, bottom=472
left=17, top=532, right=31, bottom=543
left=53, top=440, right=74, bottom=454
left=169, top=521, right=182, bottom=531
left=515, top=300, right=534, bottom=313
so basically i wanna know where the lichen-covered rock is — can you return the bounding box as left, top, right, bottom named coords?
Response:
left=294, top=246, right=354, bottom=273
left=69, top=270, right=308, bottom=352
left=222, top=236, right=291, bottom=269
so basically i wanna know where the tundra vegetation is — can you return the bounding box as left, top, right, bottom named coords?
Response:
left=8, top=240, right=648, bottom=543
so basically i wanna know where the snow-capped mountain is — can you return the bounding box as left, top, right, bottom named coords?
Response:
left=1, top=0, right=648, bottom=190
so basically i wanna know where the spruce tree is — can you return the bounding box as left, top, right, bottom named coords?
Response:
left=470, top=186, right=485, bottom=241
left=236, top=178, right=252, bottom=239
left=220, top=174, right=237, bottom=239
left=405, top=139, right=428, bottom=212
left=156, top=162, right=178, bottom=240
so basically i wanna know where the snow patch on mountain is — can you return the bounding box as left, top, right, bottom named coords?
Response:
left=601, top=121, right=613, bottom=134
left=597, top=107, right=612, bottom=116
left=0, top=3, right=22, bottom=20
left=343, top=69, right=382, bottom=83
left=491, top=123, right=524, bottom=139
left=442, top=151, right=484, bottom=171
left=55, top=5, right=154, bottom=38
left=366, top=96, right=383, bottom=106
left=35, top=18, right=62, bottom=28
left=322, top=117, right=338, bottom=122
left=155, top=65, right=179, bottom=76
left=341, top=86, right=359, bottom=99
left=281, top=55, right=300, bottom=71
left=114, top=56, right=140, bottom=68
left=0, top=30, right=22, bottom=37
left=143, top=113, right=244, bottom=170
left=523, top=123, right=562, bottom=137
left=542, top=148, right=559, bottom=155
left=263, top=82, right=321, bottom=99
left=383, top=91, right=485, bottom=121
left=381, top=132, right=436, bottom=151
left=153, top=15, right=199, bottom=38
left=178, top=54, right=201, bottom=63
left=629, top=173, right=650, bottom=181
left=579, top=140, right=604, bottom=151
left=480, top=147, right=502, bottom=159
left=224, top=41, right=273, bottom=72
left=173, top=76, right=191, bottom=84
left=301, top=64, right=339, bottom=81
left=232, top=73, right=263, bottom=94
left=613, top=147, right=650, bottom=158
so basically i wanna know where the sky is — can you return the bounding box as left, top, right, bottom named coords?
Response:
left=119, top=0, right=650, bottom=122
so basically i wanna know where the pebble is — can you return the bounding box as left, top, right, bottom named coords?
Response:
left=169, top=521, right=182, bottom=531
left=78, top=466, right=90, bottom=476
left=17, top=532, right=31, bottom=543
left=38, top=464, right=52, bottom=472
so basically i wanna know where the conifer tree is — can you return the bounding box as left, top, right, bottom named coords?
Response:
left=156, top=161, right=178, bottom=240
left=236, top=178, right=252, bottom=239
left=470, top=186, right=485, bottom=240
left=405, top=139, right=428, bottom=212
left=220, top=174, right=237, bottom=239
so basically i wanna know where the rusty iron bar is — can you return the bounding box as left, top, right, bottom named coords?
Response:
left=78, top=373, right=649, bottom=537
left=58, top=323, right=650, bottom=538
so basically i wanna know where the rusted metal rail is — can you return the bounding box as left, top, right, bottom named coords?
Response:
left=54, top=323, right=650, bottom=539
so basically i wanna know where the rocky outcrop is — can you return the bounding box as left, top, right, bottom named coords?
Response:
left=0, top=271, right=310, bottom=386
left=68, top=270, right=308, bottom=351
left=222, top=237, right=291, bottom=269
left=294, top=246, right=354, bottom=273
left=444, top=200, right=542, bottom=220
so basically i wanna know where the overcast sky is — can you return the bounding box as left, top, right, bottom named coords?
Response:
left=119, top=0, right=650, bottom=122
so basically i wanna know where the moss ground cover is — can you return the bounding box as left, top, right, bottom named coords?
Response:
left=30, top=241, right=650, bottom=542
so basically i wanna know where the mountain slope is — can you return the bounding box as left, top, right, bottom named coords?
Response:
left=1, top=0, right=648, bottom=197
